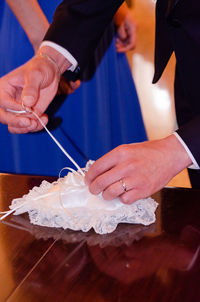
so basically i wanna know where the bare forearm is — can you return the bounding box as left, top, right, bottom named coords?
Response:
left=114, top=2, right=129, bottom=26
left=6, top=0, right=49, bottom=51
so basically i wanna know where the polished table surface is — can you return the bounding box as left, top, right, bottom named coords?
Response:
left=0, top=173, right=200, bottom=302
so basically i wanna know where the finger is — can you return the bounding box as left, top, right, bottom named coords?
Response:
left=115, top=39, right=131, bottom=53
left=128, top=30, right=136, bottom=50
left=117, top=24, right=128, bottom=41
left=123, top=30, right=136, bottom=51
left=8, top=114, right=48, bottom=134
left=85, top=145, right=131, bottom=186
left=115, top=36, right=127, bottom=45
left=116, top=39, right=133, bottom=53
left=0, top=97, right=25, bottom=112
left=9, top=126, right=31, bottom=134
left=22, top=69, right=44, bottom=107
left=89, top=161, right=133, bottom=195
left=8, top=119, right=38, bottom=134
left=31, top=82, right=58, bottom=116
left=0, top=86, right=26, bottom=111
left=21, top=114, right=48, bottom=132
left=116, top=44, right=131, bottom=53
left=0, top=108, right=31, bottom=128
left=69, top=80, right=81, bottom=90
left=102, top=177, right=132, bottom=201
left=119, top=188, right=146, bottom=204
left=31, top=114, right=48, bottom=132
left=85, top=150, right=119, bottom=186
left=116, top=27, right=136, bottom=52
left=116, top=44, right=129, bottom=53
left=57, top=76, right=71, bottom=95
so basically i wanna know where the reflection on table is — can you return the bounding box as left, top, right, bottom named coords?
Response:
left=0, top=174, right=200, bottom=302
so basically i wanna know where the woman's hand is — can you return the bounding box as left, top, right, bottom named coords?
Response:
left=57, top=77, right=81, bottom=95
left=114, top=4, right=137, bottom=52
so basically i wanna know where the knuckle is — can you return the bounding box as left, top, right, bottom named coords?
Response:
left=85, top=172, right=93, bottom=185
left=86, top=168, right=99, bottom=185
left=89, top=186, right=97, bottom=195
left=27, top=67, right=41, bottom=81
left=115, top=144, right=129, bottom=159
left=104, top=186, right=115, bottom=200
left=120, top=190, right=137, bottom=204
left=120, top=194, right=129, bottom=204
left=109, top=185, right=117, bottom=196
left=126, top=161, right=136, bottom=174
left=90, top=176, right=105, bottom=194
left=102, top=191, right=110, bottom=201
left=95, top=177, right=105, bottom=192
left=94, top=164, right=102, bottom=176
left=8, top=126, right=25, bottom=134
left=8, top=127, right=15, bottom=134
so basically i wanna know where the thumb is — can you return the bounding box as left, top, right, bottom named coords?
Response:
left=22, top=69, right=43, bottom=108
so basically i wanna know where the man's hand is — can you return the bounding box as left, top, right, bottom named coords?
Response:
left=85, top=135, right=192, bottom=204
left=0, top=64, right=48, bottom=133
left=0, top=46, right=71, bottom=133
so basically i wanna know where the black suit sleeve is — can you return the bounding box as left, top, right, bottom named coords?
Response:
left=44, top=0, right=123, bottom=73
left=176, top=116, right=200, bottom=166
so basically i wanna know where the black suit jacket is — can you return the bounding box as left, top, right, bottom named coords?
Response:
left=44, top=0, right=200, bottom=166
left=153, top=0, right=200, bottom=166
left=45, top=0, right=123, bottom=72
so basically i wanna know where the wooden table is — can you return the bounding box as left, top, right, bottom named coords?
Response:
left=0, top=173, right=200, bottom=302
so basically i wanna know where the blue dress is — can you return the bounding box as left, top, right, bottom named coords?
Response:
left=0, top=0, right=147, bottom=176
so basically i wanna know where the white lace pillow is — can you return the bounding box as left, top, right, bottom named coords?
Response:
left=8, top=165, right=158, bottom=234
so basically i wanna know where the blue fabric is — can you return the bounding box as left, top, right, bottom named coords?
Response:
left=0, top=0, right=147, bottom=176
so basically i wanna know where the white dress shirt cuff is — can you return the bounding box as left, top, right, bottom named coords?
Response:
left=40, top=41, right=78, bottom=72
left=173, top=132, right=200, bottom=170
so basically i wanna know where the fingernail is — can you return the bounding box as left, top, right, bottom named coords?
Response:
left=41, top=116, right=48, bottom=125
left=23, top=96, right=35, bottom=106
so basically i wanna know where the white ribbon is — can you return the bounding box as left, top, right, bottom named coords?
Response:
left=6, top=107, right=84, bottom=175
left=1, top=106, right=85, bottom=220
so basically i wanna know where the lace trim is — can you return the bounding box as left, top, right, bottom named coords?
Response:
left=8, top=178, right=157, bottom=234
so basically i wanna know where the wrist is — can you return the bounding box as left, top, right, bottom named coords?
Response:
left=32, top=39, right=42, bottom=53
left=37, top=46, right=71, bottom=74
left=35, top=52, right=61, bottom=82
left=161, top=134, right=192, bottom=174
